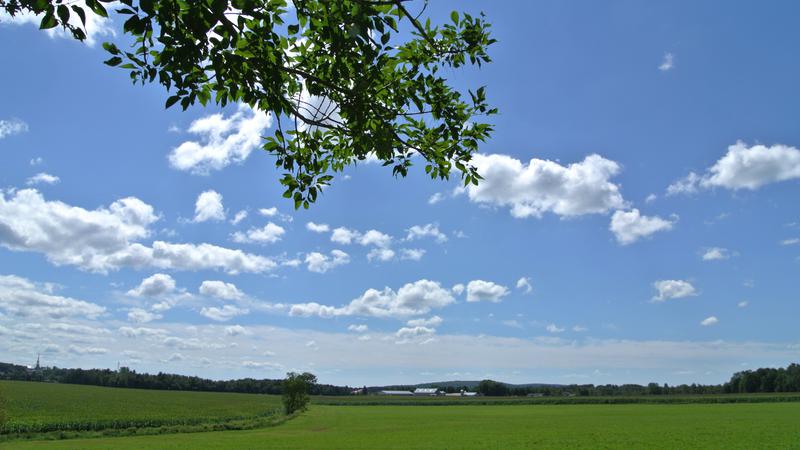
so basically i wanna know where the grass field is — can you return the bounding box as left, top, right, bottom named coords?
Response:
left=0, top=381, right=281, bottom=435
left=6, top=403, right=800, bottom=449
left=3, top=381, right=800, bottom=449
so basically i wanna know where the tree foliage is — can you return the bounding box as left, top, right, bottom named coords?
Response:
left=282, top=371, right=317, bottom=414
left=2, top=0, right=497, bottom=208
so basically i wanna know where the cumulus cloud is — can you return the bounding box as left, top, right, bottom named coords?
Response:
left=68, top=345, right=109, bottom=355
left=609, top=209, right=675, bottom=245
left=127, top=273, right=176, bottom=297
left=395, top=325, right=436, bottom=344
left=652, top=280, right=697, bottom=302
left=466, top=280, right=509, bottom=303
left=305, top=250, right=350, bottom=273
left=231, top=222, right=285, bottom=244
left=169, top=104, right=272, bottom=174
left=199, top=280, right=244, bottom=300
left=702, top=247, right=731, bottom=261
left=0, top=274, right=105, bottom=319
left=26, top=173, right=60, bottom=186
left=330, top=227, right=359, bottom=245
left=546, top=324, right=565, bottom=333
left=451, top=284, right=465, bottom=296
left=367, top=247, right=395, bottom=262
left=464, top=153, right=627, bottom=219
left=0, top=190, right=275, bottom=273
left=516, top=277, right=533, bottom=294
left=306, top=222, right=330, bottom=233
left=290, top=279, right=454, bottom=319
left=347, top=324, right=369, bottom=333
left=193, top=190, right=225, bottom=222
left=0, top=118, right=29, bottom=138
left=358, top=230, right=392, bottom=248
left=668, top=142, right=800, bottom=194
left=200, top=305, right=249, bottom=321
left=404, top=224, right=447, bottom=244
left=701, top=316, right=719, bottom=326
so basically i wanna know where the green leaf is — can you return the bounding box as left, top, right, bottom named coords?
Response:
left=104, top=56, right=123, bottom=67
left=39, top=9, right=57, bottom=29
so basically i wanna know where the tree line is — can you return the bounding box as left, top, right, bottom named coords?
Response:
left=0, top=362, right=351, bottom=396
left=2, top=361, right=798, bottom=397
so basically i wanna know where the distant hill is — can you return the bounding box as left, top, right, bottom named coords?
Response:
left=370, top=380, right=564, bottom=390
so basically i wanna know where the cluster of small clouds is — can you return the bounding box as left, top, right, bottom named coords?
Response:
left=0, top=118, right=29, bottom=138
left=0, top=189, right=276, bottom=274
left=304, top=222, right=435, bottom=265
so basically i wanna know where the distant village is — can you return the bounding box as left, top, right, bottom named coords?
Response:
left=374, top=388, right=479, bottom=397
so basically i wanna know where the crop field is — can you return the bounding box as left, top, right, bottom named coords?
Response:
left=0, top=381, right=281, bottom=436
left=3, top=381, right=800, bottom=449
left=6, top=402, right=800, bottom=449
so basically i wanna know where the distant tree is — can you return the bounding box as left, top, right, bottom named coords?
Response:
left=477, top=379, right=508, bottom=396
left=1, top=0, right=497, bottom=208
left=282, top=371, right=317, bottom=415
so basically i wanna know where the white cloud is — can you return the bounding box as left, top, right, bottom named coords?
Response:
left=224, top=325, right=250, bottom=336
left=230, top=210, right=248, bottom=225
left=0, top=118, right=29, bottom=138
left=738, top=301, right=749, bottom=308
left=466, top=280, right=509, bottom=303
left=367, top=247, right=395, bottom=262
left=169, top=104, right=272, bottom=174
left=701, top=316, right=719, bottom=326
left=405, top=224, right=447, bottom=243
left=780, top=238, right=799, bottom=246
left=652, top=280, right=697, bottom=302
left=199, top=280, right=243, bottom=300
left=128, top=308, right=162, bottom=323
left=399, top=248, right=425, bottom=261
left=428, top=192, right=445, bottom=205
left=0, top=189, right=273, bottom=273
left=259, top=207, right=278, bottom=217
left=358, top=229, right=392, bottom=248
left=572, top=325, right=588, bottom=332
left=645, top=194, right=657, bottom=204
left=668, top=142, right=800, bottom=193
left=26, top=173, right=60, bottom=186
left=1, top=3, right=115, bottom=46
left=231, top=222, right=285, bottom=244
left=659, top=52, right=675, bottom=71
left=465, top=153, right=627, bottom=218
left=546, top=324, right=565, bottom=333
left=305, top=250, right=350, bottom=273
left=406, top=316, right=443, bottom=328
left=331, top=227, right=359, bottom=245
left=516, top=277, right=533, bottom=294
left=702, top=247, right=731, bottom=261
left=347, top=324, right=369, bottom=333
left=242, top=360, right=283, bottom=370
left=118, top=326, right=167, bottom=338
left=306, top=222, right=330, bottom=233
left=127, top=273, right=176, bottom=297
left=193, top=190, right=225, bottom=222
left=200, top=305, right=249, bottom=321
left=30, top=157, right=43, bottom=166
left=451, top=284, right=465, bottom=296
left=0, top=274, right=105, bottom=319
left=290, top=279, right=454, bottom=319
left=609, top=209, right=675, bottom=245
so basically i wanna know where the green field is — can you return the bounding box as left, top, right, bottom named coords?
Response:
left=0, top=381, right=281, bottom=435
left=3, top=381, right=800, bottom=449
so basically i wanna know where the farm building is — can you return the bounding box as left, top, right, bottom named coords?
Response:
left=413, top=388, right=442, bottom=396
left=380, top=390, right=414, bottom=396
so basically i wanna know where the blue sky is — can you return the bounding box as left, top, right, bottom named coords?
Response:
left=1, top=1, right=799, bottom=386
